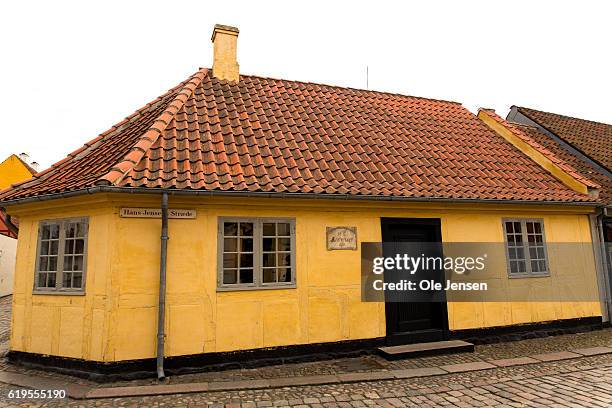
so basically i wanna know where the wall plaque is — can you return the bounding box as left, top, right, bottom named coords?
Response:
left=326, top=226, right=357, bottom=250
left=120, top=208, right=196, bottom=219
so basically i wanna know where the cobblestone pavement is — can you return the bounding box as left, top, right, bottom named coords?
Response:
left=0, top=353, right=611, bottom=407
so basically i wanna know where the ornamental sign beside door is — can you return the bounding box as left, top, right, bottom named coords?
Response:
left=326, top=226, right=357, bottom=250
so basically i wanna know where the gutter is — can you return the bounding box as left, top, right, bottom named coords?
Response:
left=156, top=192, right=169, bottom=380
left=595, top=209, right=612, bottom=321
left=0, top=186, right=603, bottom=208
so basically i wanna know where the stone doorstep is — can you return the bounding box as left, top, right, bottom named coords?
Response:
left=0, top=347, right=610, bottom=400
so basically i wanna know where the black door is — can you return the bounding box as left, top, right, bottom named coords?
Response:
left=381, top=218, right=448, bottom=345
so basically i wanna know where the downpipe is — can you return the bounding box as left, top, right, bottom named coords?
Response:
left=156, top=192, right=169, bottom=379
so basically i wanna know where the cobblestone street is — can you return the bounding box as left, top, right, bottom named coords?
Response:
left=0, top=354, right=610, bottom=407
left=1, top=295, right=611, bottom=406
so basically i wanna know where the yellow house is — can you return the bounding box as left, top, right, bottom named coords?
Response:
left=0, top=154, right=37, bottom=296
left=0, top=25, right=607, bottom=379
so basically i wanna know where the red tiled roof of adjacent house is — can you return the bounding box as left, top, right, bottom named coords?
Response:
left=515, top=123, right=612, bottom=205
left=0, top=68, right=598, bottom=204
left=480, top=109, right=600, bottom=190
left=516, top=107, right=612, bottom=171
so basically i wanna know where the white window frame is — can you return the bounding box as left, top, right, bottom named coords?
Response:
left=34, top=217, right=89, bottom=295
left=502, top=218, right=550, bottom=278
left=217, top=217, right=296, bottom=291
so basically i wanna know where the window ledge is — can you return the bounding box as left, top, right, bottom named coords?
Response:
left=32, top=290, right=86, bottom=296
left=217, top=284, right=297, bottom=292
left=508, top=273, right=551, bottom=279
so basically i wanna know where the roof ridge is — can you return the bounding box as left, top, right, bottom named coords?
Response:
left=516, top=105, right=612, bottom=128
left=232, top=69, right=463, bottom=106
left=97, top=68, right=208, bottom=186
left=480, top=109, right=600, bottom=190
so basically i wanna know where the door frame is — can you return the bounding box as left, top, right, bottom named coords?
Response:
left=380, top=217, right=449, bottom=344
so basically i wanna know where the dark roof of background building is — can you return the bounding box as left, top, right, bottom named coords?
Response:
left=516, top=106, right=612, bottom=171
left=0, top=69, right=597, bottom=204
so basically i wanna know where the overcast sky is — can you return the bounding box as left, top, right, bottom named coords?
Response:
left=1, top=0, right=610, bottom=169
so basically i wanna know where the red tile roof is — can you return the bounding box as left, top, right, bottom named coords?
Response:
left=516, top=107, right=612, bottom=171
left=517, top=124, right=612, bottom=205
left=0, top=69, right=597, bottom=204
left=480, top=109, right=600, bottom=190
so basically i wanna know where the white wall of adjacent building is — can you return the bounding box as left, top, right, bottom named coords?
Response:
left=0, top=234, right=16, bottom=297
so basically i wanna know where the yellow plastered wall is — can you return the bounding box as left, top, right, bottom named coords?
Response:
left=7, top=194, right=602, bottom=362
left=0, top=155, right=35, bottom=190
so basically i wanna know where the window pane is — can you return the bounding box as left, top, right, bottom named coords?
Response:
left=64, top=256, right=73, bottom=271
left=223, top=253, right=238, bottom=269
left=39, top=257, right=48, bottom=271
left=73, top=256, right=84, bottom=271
left=240, top=253, right=253, bottom=268
left=513, top=222, right=521, bottom=233
left=224, top=222, right=238, bottom=236
left=42, top=225, right=51, bottom=240
left=240, top=238, right=253, bottom=252
left=224, top=238, right=237, bottom=252
left=539, top=260, right=547, bottom=272
left=534, top=223, right=542, bottom=234
left=278, top=268, right=291, bottom=282
left=239, top=269, right=253, bottom=283
left=63, top=272, right=73, bottom=288
left=508, top=248, right=516, bottom=260
left=505, top=222, right=513, bottom=233
left=76, top=223, right=86, bottom=238
left=49, top=225, right=60, bottom=239
left=263, top=253, right=276, bottom=267
left=278, top=238, right=291, bottom=251
left=38, top=272, right=47, bottom=287
left=48, top=256, right=57, bottom=271
left=278, top=253, right=291, bottom=267
left=263, top=223, right=276, bottom=236
left=74, top=239, right=85, bottom=254
left=526, top=222, right=534, bottom=234
left=66, top=223, right=77, bottom=238
left=277, top=223, right=290, bottom=236
left=223, top=269, right=237, bottom=284
left=510, top=261, right=518, bottom=273
left=72, top=273, right=83, bottom=289
left=263, top=268, right=276, bottom=283
left=65, top=239, right=75, bottom=254
left=263, top=238, right=275, bottom=251
left=531, top=260, right=539, bottom=272
left=50, top=240, right=58, bottom=255
left=47, top=272, right=56, bottom=287
left=239, top=222, right=253, bottom=236
left=41, top=241, right=50, bottom=256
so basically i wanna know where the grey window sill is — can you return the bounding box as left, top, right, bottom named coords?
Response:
left=217, top=284, right=297, bottom=292
left=508, top=273, right=550, bottom=279
left=32, top=290, right=86, bottom=296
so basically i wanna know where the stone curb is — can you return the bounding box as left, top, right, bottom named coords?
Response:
left=0, top=346, right=610, bottom=400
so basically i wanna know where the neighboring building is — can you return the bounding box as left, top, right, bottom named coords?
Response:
left=507, top=106, right=612, bottom=321
left=0, top=25, right=607, bottom=377
left=0, top=154, right=37, bottom=297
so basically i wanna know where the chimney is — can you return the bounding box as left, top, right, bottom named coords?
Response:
left=30, top=162, right=40, bottom=172
left=211, top=24, right=240, bottom=82
left=19, top=152, right=29, bottom=162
